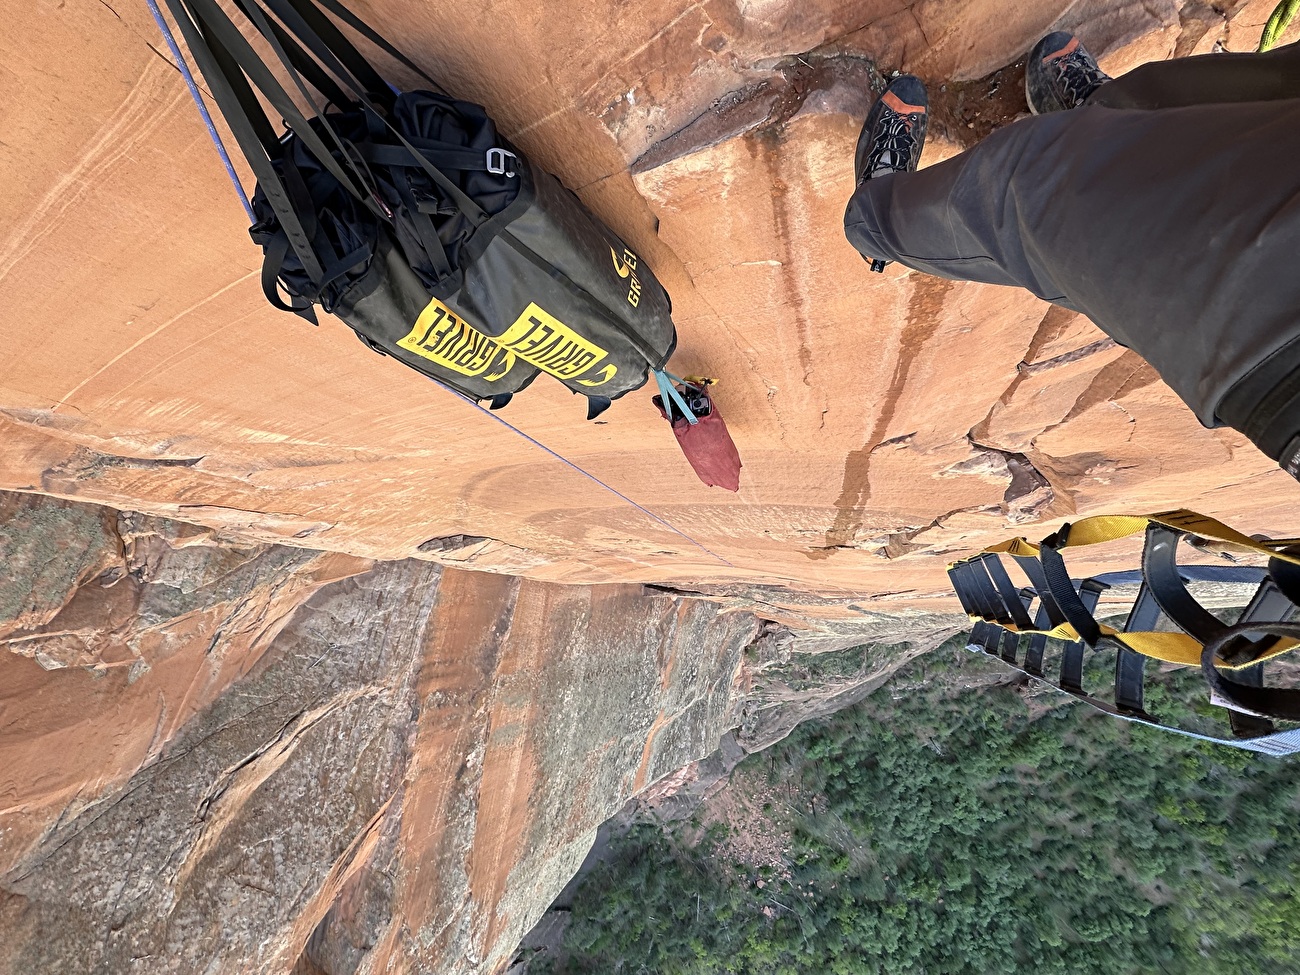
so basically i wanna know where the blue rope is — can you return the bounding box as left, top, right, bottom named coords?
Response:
left=465, top=396, right=734, bottom=567
left=145, top=0, right=256, bottom=222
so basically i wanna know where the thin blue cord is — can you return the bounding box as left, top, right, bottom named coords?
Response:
left=467, top=398, right=735, bottom=567
left=145, top=0, right=257, bottom=222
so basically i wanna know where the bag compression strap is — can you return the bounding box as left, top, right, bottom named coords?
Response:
left=178, top=0, right=383, bottom=211
left=305, top=0, right=447, bottom=93
left=162, top=0, right=325, bottom=317
left=221, top=0, right=489, bottom=226
left=228, top=0, right=351, bottom=109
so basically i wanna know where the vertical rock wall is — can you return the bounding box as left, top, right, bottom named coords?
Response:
left=2, top=0, right=1296, bottom=601
left=0, top=492, right=769, bottom=974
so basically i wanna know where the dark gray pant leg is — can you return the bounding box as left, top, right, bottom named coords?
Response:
left=1090, top=39, right=1300, bottom=109
left=844, top=48, right=1300, bottom=448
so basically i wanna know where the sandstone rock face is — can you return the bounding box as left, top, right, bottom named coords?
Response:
left=0, top=491, right=775, bottom=973
left=4, top=0, right=1298, bottom=610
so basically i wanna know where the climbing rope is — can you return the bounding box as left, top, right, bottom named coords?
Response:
left=1259, top=0, right=1299, bottom=51
left=464, top=396, right=733, bottom=566
left=144, top=0, right=256, bottom=221
left=144, top=0, right=734, bottom=570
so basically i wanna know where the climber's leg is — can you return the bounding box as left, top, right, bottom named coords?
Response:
left=1088, top=38, right=1300, bottom=110
left=843, top=66, right=1300, bottom=468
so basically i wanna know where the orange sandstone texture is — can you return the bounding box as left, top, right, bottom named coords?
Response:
left=2, top=0, right=1298, bottom=613
left=0, top=492, right=766, bottom=974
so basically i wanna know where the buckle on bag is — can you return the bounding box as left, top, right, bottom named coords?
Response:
left=486, top=148, right=517, bottom=177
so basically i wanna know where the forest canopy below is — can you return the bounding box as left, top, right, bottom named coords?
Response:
left=540, top=644, right=1300, bottom=974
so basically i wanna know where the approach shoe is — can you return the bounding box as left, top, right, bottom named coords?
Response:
left=1026, top=31, right=1111, bottom=114
left=854, top=76, right=928, bottom=272
left=854, top=75, right=928, bottom=185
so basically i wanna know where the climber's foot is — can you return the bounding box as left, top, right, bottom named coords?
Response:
left=854, top=75, right=929, bottom=185
left=854, top=75, right=928, bottom=273
left=1026, top=31, right=1111, bottom=114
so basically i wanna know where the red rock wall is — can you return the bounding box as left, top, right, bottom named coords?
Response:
left=0, top=492, right=761, bottom=974
left=3, top=0, right=1298, bottom=610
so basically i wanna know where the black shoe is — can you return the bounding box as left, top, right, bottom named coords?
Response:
left=854, top=76, right=928, bottom=272
left=854, top=75, right=929, bottom=185
left=1025, top=31, right=1111, bottom=114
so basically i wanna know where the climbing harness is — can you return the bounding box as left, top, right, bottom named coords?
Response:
left=949, top=510, right=1300, bottom=753
left=147, top=0, right=734, bottom=567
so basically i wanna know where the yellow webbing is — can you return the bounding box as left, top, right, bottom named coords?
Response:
left=979, top=509, right=1300, bottom=565
left=958, top=510, right=1300, bottom=668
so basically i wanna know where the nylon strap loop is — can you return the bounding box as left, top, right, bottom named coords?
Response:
left=654, top=370, right=698, bottom=425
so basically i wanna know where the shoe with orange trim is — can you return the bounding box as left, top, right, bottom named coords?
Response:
left=854, top=75, right=928, bottom=272
left=854, top=75, right=929, bottom=186
left=1026, top=31, right=1111, bottom=114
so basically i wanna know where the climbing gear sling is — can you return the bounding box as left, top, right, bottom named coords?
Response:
left=949, top=510, right=1300, bottom=751
left=161, top=0, right=677, bottom=418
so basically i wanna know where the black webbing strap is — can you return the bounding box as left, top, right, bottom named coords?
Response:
left=1060, top=581, right=1106, bottom=694
left=178, top=0, right=380, bottom=214
left=966, top=557, right=1021, bottom=661
left=1268, top=552, right=1300, bottom=607
left=236, top=0, right=492, bottom=230
left=1022, top=600, right=1050, bottom=675
left=230, top=0, right=351, bottom=109
left=1224, top=581, right=1292, bottom=737
left=268, top=0, right=394, bottom=103
left=361, top=142, right=500, bottom=172
left=1203, top=621, right=1300, bottom=721
left=1012, top=554, right=1059, bottom=676
left=1141, top=524, right=1227, bottom=644
left=1038, top=525, right=1104, bottom=646
left=222, top=0, right=387, bottom=213
left=1012, top=554, right=1067, bottom=625
left=984, top=556, right=1036, bottom=630
left=982, top=555, right=1032, bottom=663
left=1116, top=584, right=1161, bottom=714
left=947, top=564, right=981, bottom=616
left=162, top=0, right=326, bottom=296
left=1137, top=522, right=1283, bottom=735
left=950, top=563, right=1000, bottom=654
left=305, top=0, right=446, bottom=92
left=388, top=162, right=453, bottom=280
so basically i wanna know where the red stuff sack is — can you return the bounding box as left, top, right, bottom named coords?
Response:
left=653, top=381, right=742, bottom=491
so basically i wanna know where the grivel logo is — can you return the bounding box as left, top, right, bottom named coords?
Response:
left=610, top=246, right=643, bottom=308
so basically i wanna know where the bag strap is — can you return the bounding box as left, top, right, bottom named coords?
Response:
left=360, top=141, right=514, bottom=174
left=1203, top=621, right=1300, bottom=720
left=212, top=0, right=388, bottom=211
left=231, top=0, right=493, bottom=229
left=229, top=0, right=351, bottom=109
left=266, top=0, right=397, bottom=104
left=176, top=0, right=382, bottom=213
left=304, top=0, right=446, bottom=93
left=162, top=0, right=326, bottom=304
